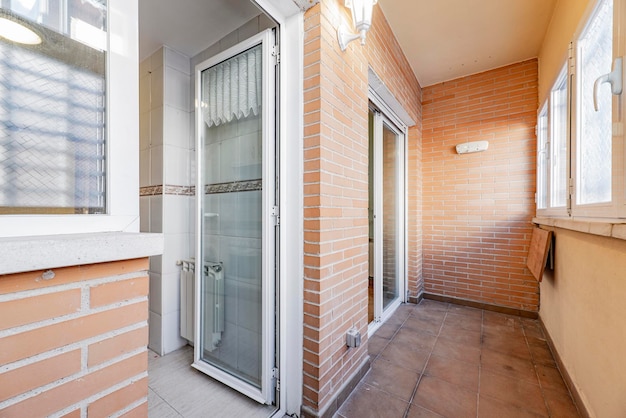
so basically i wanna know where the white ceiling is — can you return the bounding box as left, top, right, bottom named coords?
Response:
left=139, top=0, right=557, bottom=87
left=138, top=0, right=262, bottom=61
left=378, top=0, right=557, bottom=87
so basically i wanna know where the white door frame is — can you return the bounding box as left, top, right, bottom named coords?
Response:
left=192, top=0, right=303, bottom=414
left=368, top=107, right=407, bottom=337
left=194, top=29, right=276, bottom=404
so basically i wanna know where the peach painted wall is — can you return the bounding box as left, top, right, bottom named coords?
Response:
left=0, top=259, right=150, bottom=417
left=422, top=60, right=539, bottom=312
left=537, top=0, right=590, bottom=103
left=540, top=228, right=626, bottom=418
left=302, top=1, right=421, bottom=416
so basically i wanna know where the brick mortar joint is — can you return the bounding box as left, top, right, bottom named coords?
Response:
left=0, top=297, right=148, bottom=339
left=0, top=350, right=147, bottom=411
left=0, top=270, right=149, bottom=303
left=0, top=322, right=147, bottom=373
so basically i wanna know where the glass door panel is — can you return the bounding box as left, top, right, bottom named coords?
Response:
left=195, top=30, right=275, bottom=405
left=382, top=122, right=400, bottom=310
left=369, top=109, right=405, bottom=331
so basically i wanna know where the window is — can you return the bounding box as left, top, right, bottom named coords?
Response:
left=536, top=66, right=568, bottom=215
left=537, top=0, right=625, bottom=219
left=0, top=1, right=107, bottom=214
left=0, top=0, right=140, bottom=237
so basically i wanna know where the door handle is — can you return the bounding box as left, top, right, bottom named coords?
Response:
left=593, top=57, right=623, bottom=111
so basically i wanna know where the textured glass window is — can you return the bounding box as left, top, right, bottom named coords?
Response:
left=0, top=0, right=107, bottom=214
left=551, top=67, right=568, bottom=208
left=577, top=0, right=613, bottom=205
left=537, top=105, right=548, bottom=210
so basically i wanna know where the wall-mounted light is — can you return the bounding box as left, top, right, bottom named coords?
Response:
left=338, top=0, right=377, bottom=51
left=0, top=13, right=42, bottom=45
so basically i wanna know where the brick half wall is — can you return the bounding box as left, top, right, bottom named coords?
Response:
left=0, top=258, right=150, bottom=417
left=422, top=60, right=539, bottom=312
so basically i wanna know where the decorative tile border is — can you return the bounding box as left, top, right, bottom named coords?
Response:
left=140, top=180, right=261, bottom=197
left=140, top=185, right=195, bottom=197
left=204, top=179, right=262, bottom=194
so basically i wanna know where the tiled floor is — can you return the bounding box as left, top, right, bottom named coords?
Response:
left=148, top=345, right=276, bottom=418
left=336, top=299, right=581, bottom=418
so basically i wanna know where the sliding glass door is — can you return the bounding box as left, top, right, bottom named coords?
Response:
left=194, top=29, right=277, bottom=405
left=369, top=108, right=406, bottom=329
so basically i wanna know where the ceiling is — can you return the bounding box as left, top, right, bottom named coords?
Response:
left=139, top=0, right=557, bottom=87
left=378, top=0, right=557, bottom=87
left=138, top=0, right=262, bottom=61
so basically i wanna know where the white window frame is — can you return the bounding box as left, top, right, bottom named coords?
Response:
left=537, top=65, right=570, bottom=217
left=0, top=0, right=140, bottom=238
left=570, top=0, right=625, bottom=219
left=537, top=0, right=626, bottom=220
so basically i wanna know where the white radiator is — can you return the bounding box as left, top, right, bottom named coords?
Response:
left=180, top=260, right=195, bottom=343
left=203, top=262, right=225, bottom=352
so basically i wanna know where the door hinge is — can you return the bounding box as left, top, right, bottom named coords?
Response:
left=272, top=367, right=280, bottom=391
left=271, top=45, right=280, bottom=65
left=271, top=205, right=280, bottom=226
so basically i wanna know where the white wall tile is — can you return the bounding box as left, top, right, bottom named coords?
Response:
left=148, top=311, right=163, bottom=355
left=150, top=146, right=163, bottom=185
left=150, top=254, right=163, bottom=274
left=165, top=46, right=191, bottom=75
left=139, top=111, right=150, bottom=151
left=163, top=145, right=189, bottom=186
left=219, top=30, right=238, bottom=51
left=163, top=195, right=190, bottom=235
left=139, top=73, right=151, bottom=114
left=164, top=67, right=191, bottom=112
left=149, top=271, right=162, bottom=314
left=150, top=65, right=164, bottom=110
left=150, top=195, right=163, bottom=233
left=140, top=196, right=150, bottom=232
left=161, top=271, right=181, bottom=315
left=259, top=13, right=276, bottom=31
left=238, top=16, right=259, bottom=42
left=164, top=105, right=191, bottom=148
left=162, top=231, right=190, bottom=276
left=162, top=310, right=187, bottom=354
left=150, top=106, right=163, bottom=147
left=140, top=149, right=150, bottom=187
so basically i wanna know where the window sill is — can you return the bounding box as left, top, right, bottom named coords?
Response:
left=533, top=217, right=626, bottom=241
left=0, top=232, right=164, bottom=275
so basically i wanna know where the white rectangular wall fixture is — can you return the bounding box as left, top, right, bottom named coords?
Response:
left=456, top=140, right=489, bottom=154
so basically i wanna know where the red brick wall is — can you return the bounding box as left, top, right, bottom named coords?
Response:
left=0, top=259, right=150, bottom=417
left=422, top=60, right=539, bottom=312
left=302, top=2, right=422, bottom=416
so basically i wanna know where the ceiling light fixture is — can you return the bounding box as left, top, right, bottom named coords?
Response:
left=337, top=0, right=377, bottom=51
left=0, top=16, right=42, bottom=45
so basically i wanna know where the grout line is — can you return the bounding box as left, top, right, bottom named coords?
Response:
left=476, top=308, right=484, bottom=418
left=403, top=301, right=448, bottom=418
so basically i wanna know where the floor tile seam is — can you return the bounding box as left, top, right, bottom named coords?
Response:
left=148, top=385, right=185, bottom=417
left=402, top=308, right=447, bottom=418
left=478, top=393, right=550, bottom=418
left=359, top=381, right=412, bottom=406
left=522, top=315, right=553, bottom=416
left=477, top=308, right=484, bottom=418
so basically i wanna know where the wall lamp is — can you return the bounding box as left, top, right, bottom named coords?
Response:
left=337, top=0, right=377, bottom=51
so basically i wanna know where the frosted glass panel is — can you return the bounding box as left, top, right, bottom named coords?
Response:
left=200, top=47, right=263, bottom=388
left=382, top=122, right=400, bottom=310
left=577, top=0, right=613, bottom=205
